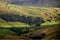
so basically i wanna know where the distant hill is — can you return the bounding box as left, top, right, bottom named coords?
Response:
left=0, top=2, right=60, bottom=39
left=0, top=0, right=60, bottom=7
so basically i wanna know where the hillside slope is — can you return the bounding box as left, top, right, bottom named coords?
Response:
left=0, top=2, right=60, bottom=40
left=23, top=24, right=60, bottom=40
left=0, top=2, right=60, bottom=27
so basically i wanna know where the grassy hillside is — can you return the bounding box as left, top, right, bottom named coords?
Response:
left=0, top=2, right=60, bottom=39
left=0, top=3, right=60, bottom=28
left=0, top=18, right=30, bottom=27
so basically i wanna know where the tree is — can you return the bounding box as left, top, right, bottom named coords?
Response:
left=26, top=16, right=34, bottom=25
left=34, top=17, right=44, bottom=27
left=47, top=20, right=51, bottom=22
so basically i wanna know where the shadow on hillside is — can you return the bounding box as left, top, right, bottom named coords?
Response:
left=0, top=14, right=44, bottom=26
left=27, top=24, right=60, bottom=40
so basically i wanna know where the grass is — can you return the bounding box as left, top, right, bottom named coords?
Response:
left=0, top=19, right=12, bottom=27
left=0, top=29, right=16, bottom=35
left=0, top=19, right=30, bottom=28
left=8, top=22, right=30, bottom=27
left=41, top=21, right=59, bottom=26
left=41, top=21, right=59, bottom=28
